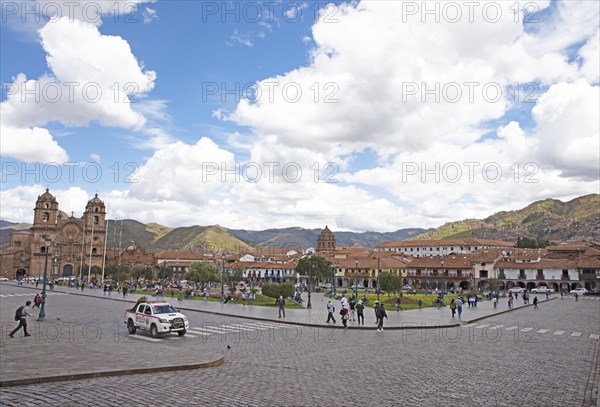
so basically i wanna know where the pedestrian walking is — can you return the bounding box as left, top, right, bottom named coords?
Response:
left=9, top=301, right=33, bottom=338
left=35, top=279, right=39, bottom=288
left=533, top=296, right=538, bottom=309
left=493, top=296, right=497, bottom=309
left=108, top=284, right=113, bottom=296
left=122, top=284, right=128, bottom=298
left=457, top=297, right=463, bottom=318
left=349, top=297, right=356, bottom=321
left=376, top=303, right=387, bottom=332
left=560, top=291, right=564, bottom=300
left=373, top=300, right=380, bottom=325
left=396, top=295, right=402, bottom=311
left=341, top=307, right=349, bottom=329
left=103, top=284, right=108, bottom=296
left=340, top=294, right=348, bottom=310
left=248, top=290, right=254, bottom=304
left=326, top=300, right=336, bottom=323
left=241, top=291, right=246, bottom=305
left=277, top=295, right=286, bottom=318
left=203, top=289, right=209, bottom=301
left=545, top=290, right=550, bottom=300
left=450, top=299, right=457, bottom=317
left=574, top=292, right=579, bottom=302
left=32, top=293, right=41, bottom=309
left=508, top=294, right=514, bottom=309
left=356, top=300, right=365, bottom=325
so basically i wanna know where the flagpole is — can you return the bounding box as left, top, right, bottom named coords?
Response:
left=101, top=207, right=109, bottom=285
left=87, top=217, right=95, bottom=284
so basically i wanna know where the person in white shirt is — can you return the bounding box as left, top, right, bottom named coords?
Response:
left=340, top=294, right=349, bottom=309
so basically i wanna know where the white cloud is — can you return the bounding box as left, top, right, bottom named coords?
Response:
left=1, top=17, right=156, bottom=162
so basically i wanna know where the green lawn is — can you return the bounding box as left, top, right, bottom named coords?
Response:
left=133, top=289, right=305, bottom=309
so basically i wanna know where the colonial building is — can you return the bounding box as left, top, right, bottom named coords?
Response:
left=374, top=238, right=514, bottom=257
left=316, top=225, right=336, bottom=253
left=0, top=190, right=106, bottom=280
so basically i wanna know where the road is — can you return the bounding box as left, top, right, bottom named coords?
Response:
left=0, top=283, right=599, bottom=406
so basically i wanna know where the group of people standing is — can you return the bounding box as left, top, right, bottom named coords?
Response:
left=325, top=294, right=387, bottom=331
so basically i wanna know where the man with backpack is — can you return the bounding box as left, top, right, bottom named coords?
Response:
left=10, top=301, right=33, bottom=337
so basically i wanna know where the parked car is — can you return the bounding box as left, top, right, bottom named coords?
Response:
left=508, top=287, right=524, bottom=294
left=402, top=285, right=413, bottom=290
left=570, top=288, right=588, bottom=296
left=584, top=288, right=600, bottom=296
left=0, top=277, right=9, bottom=282
left=531, top=286, right=554, bottom=294
left=319, top=283, right=332, bottom=289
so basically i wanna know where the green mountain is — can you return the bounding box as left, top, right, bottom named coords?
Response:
left=412, top=194, right=599, bottom=243
left=108, top=220, right=253, bottom=252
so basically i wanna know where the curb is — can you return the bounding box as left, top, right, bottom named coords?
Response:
left=0, top=355, right=225, bottom=388
left=462, top=296, right=558, bottom=324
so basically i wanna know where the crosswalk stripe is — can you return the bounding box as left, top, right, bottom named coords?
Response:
left=505, top=326, right=518, bottom=331
left=521, top=328, right=533, bottom=332
left=187, top=328, right=212, bottom=336
left=130, top=335, right=161, bottom=342
left=590, top=334, right=599, bottom=340
left=238, top=324, right=272, bottom=331
left=553, top=331, right=564, bottom=336
left=570, top=332, right=581, bottom=337
left=537, top=329, right=549, bottom=333
left=461, top=324, right=476, bottom=328
left=198, top=326, right=239, bottom=334
left=489, top=325, right=503, bottom=330
left=475, top=324, right=490, bottom=329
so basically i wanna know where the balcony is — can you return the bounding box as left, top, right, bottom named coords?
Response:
left=536, top=271, right=544, bottom=280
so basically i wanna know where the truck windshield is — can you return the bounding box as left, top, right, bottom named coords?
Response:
left=153, top=305, right=177, bottom=314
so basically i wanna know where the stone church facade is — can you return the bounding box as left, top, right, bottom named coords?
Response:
left=0, top=189, right=106, bottom=280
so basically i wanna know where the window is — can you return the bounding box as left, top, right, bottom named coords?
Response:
left=480, top=270, right=488, bottom=278
left=137, top=304, right=146, bottom=313
left=43, top=212, right=49, bottom=222
left=40, top=246, right=46, bottom=254
left=44, top=203, right=49, bottom=209
left=144, top=307, right=152, bottom=315
left=92, top=248, right=97, bottom=254
left=93, top=216, right=99, bottom=225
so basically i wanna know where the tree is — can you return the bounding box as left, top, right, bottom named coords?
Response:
left=295, top=256, right=332, bottom=286
left=262, top=282, right=294, bottom=299
left=224, top=268, right=243, bottom=293
left=131, top=266, right=153, bottom=282
left=185, top=262, right=219, bottom=290
left=379, top=271, right=402, bottom=298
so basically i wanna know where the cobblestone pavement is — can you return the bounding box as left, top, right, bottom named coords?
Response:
left=1, top=283, right=599, bottom=406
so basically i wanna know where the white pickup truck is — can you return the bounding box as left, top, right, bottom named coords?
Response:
left=124, top=301, right=189, bottom=338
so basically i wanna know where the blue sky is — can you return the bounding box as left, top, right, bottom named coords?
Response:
left=1, top=0, right=598, bottom=231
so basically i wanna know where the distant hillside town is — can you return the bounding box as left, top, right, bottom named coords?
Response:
left=1, top=190, right=599, bottom=293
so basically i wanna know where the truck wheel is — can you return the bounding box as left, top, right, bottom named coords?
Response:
left=177, top=329, right=186, bottom=336
left=150, top=324, right=159, bottom=338
left=127, top=319, right=137, bottom=334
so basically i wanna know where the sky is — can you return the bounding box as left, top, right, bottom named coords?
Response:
left=0, top=0, right=598, bottom=232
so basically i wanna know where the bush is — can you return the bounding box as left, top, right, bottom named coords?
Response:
left=261, top=283, right=294, bottom=299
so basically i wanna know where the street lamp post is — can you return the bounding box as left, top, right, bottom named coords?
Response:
left=354, top=257, right=359, bottom=301
left=221, top=253, right=225, bottom=303
left=38, top=236, right=51, bottom=321
left=162, top=260, right=166, bottom=295
left=307, top=255, right=312, bottom=309
left=331, top=265, right=336, bottom=296
left=376, top=257, right=381, bottom=302
left=441, top=258, right=445, bottom=296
